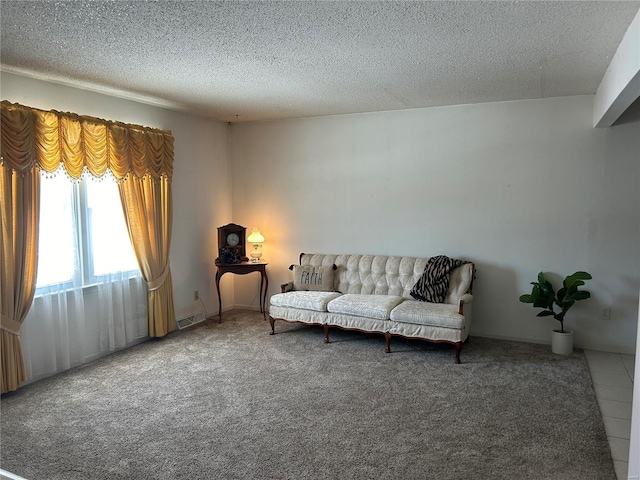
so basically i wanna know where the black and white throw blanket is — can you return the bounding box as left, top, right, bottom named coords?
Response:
left=410, top=255, right=469, bottom=303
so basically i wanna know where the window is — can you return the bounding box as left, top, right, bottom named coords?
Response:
left=83, top=176, right=138, bottom=278
left=25, top=170, right=148, bottom=382
left=36, top=171, right=139, bottom=291
left=37, top=173, right=77, bottom=287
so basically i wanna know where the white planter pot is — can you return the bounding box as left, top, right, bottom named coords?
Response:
left=551, top=329, right=574, bottom=355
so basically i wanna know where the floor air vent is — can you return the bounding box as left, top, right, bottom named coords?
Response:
left=176, top=312, right=206, bottom=330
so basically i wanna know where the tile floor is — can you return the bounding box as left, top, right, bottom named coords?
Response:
left=585, top=350, right=636, bottom=480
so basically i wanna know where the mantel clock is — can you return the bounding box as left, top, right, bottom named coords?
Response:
left=216, top=223, right=248, bottom=263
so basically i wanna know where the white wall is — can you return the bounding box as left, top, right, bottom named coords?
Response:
left=0, top=72, right=232, bottom=322
left=3, top=73, right=638, bottom=354
left=231, top=95, right=640, bottom=353
left=594, top=7, right=640, bottom=128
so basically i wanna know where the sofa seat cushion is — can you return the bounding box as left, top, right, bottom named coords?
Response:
left=390, top=300, right=465, bottom=329
left=269, top=306, right=329, bottom=326
left=270, top=291, right=342, bottom=312
left=327, top=294, right=404, bottom=320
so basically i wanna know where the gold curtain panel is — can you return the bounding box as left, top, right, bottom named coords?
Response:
left=0, top=101, right=174, bottom=180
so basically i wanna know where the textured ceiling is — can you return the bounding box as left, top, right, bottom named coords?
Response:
left=1, top=1, right=639, bottom=123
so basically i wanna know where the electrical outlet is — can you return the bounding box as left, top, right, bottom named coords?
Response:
left=601, top=307, right=611, bottom=320
left=194, top=290, right=199, bottom=301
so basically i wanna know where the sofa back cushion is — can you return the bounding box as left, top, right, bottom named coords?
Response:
left=300, top=254, right=473, bottom=304
left=444, top=264, right=475, bottom=304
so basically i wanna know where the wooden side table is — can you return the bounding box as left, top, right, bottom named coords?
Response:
left=215, top=261, right=268, bottom=322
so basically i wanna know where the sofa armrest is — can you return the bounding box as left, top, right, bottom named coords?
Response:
left=281, top=281, right=294, bottom=293
left=458, top=293, right=473, bottom=315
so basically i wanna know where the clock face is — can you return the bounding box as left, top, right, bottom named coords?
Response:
left=226, top=233, right=240, bottom=246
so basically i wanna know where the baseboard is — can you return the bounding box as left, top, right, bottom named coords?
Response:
left=471, top=331, right=636, bottom=355
left=572, top=341, right=636, bottom=355
left=232, top=304, right=262, bottom=312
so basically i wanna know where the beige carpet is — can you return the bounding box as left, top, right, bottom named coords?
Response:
left=1, top=309, right=615, bottom=479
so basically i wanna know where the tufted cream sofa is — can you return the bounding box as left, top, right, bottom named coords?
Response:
left=269, top=253, right=475, bottom=363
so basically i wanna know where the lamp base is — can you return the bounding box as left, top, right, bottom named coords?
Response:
left=249, top=244, right=263, bottom=263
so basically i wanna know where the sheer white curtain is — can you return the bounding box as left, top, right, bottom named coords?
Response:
left=20, top=171, right=148, bottom=383
left=96, top=273, right=148, bottom=354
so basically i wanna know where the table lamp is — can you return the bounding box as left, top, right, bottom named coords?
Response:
left=247, top=227, right=265, bottom=263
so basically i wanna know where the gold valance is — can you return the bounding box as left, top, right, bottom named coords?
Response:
left=0, top=100, right=174, bottom=180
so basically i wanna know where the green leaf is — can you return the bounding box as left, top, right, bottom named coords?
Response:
left=564, top=271, right=592, bottom=289
left=572, top=271, right=592, bottom=280
left=568, top=280, right=585, bottom=289
left=572, top=291, right=591, bottom=301
left=536, top=311, right=555, bottom=317
left=519, top=294, right=533, bottom=303
left=557, top=287, right=566, bottom=302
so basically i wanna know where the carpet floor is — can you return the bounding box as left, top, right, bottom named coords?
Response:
left=1, top=309, right=615, bottom=479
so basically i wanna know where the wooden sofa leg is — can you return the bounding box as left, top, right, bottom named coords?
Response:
left=269, top=316, right=275, bottom=335
left=323, top=325, right=330, bottom=343
left=385, top=332, right=391, bottom=353
left=454, top=342, right=462, bottom=364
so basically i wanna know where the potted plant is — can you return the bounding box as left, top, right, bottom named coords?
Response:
left=519, top=271, right=592, bottom=355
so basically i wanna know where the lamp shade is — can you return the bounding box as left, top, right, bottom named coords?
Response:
left=247, top=227, right=264, bottom=244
